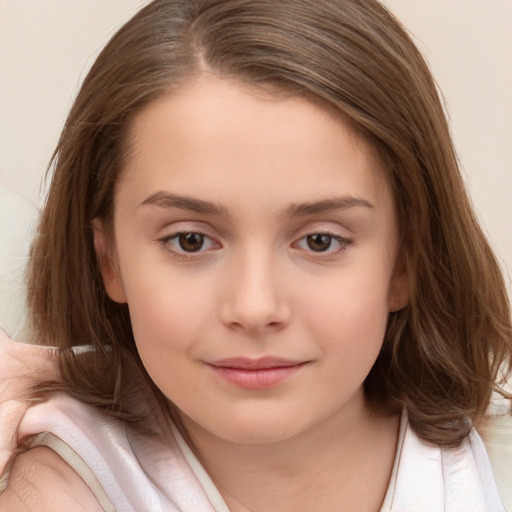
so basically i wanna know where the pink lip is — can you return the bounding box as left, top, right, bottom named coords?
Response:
left=206, top=357, right=308, bottom=389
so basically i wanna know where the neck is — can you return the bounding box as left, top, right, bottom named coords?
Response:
left=177, top=395, right=400, bottom=512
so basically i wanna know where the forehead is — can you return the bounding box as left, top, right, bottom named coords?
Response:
left=117, top=75, right=392, bottom=216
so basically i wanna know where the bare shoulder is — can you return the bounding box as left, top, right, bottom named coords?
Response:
left=0, top=447, right=103, bottom=512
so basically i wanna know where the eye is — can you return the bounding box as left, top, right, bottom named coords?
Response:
left=295, top=232, right=351, bottom=254
left=176, top=232, right=206, bottom=252
left=160, top=231, right=220, bottom=256
left=306, top=233, right=333, bottom=252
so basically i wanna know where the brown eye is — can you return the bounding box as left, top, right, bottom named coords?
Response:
left=306, top=234, right=333, bottom=252
left=178, top=232, right=204, bottom=252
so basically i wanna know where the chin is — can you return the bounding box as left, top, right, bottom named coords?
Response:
left=217, top=423, right=301, bottom=445
left=188, top=407, right=306, bottom=445
left=169, top=402, right=289, bottom=444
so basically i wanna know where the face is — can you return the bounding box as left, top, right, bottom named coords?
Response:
left=95, top=76, right=408, bottom=445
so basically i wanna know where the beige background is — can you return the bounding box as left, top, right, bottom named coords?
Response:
left=1, top=0, right=511, bottom=295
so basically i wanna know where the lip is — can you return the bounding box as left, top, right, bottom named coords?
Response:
left=209, top=356, right=305, bottom=370
left=206, top=357, right=308, bottom=389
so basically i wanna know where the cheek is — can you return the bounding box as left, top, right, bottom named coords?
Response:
left=124, top=284, right=206, bottom=399
left=126, top=274, right=211, bottom=347
left=117, top=258, right=219, bottom=383
left=301, top=262, right=392, bottom=360
left=308, top=292, right=389, bottom=399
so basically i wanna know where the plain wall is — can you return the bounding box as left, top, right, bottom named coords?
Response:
left=1, top=0, right=511, bottom=295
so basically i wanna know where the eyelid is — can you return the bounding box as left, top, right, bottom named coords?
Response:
left=291, top=225, right=354, bottom=257
left=295, top=232, right=351, bottom=250
left=157, top=224, right=222, bottom=260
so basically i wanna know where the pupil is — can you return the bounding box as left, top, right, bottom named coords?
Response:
left=307, top=234, right=332, bottom=252
left=179, top=233, right=204, bottom=252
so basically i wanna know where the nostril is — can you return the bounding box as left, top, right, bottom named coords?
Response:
left=220, top=300, right=290, bottom=333
left=218, top=263, right=291, bottom=332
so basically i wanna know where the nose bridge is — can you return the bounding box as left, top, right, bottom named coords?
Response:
left=220, top=241, right=288, bottom=332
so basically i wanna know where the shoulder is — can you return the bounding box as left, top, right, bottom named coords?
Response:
left=385, top=412, right=506, bottom=511
left=0, top=447, right=103, bottom=512
left=478, top=412, right=512, bottom=511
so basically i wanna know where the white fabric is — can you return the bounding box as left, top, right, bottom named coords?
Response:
left=25, top=432, right=116, bottom=512
left=0, top=187, right=38, bottom=341
left=16, top=392, right=506, bottom=512
left=479, top=409, right=512, bottom=510
left=18, top=393, right=218, bottom=512
left=381, top=411, right=505, bottom=511
left=169, top=422, right=231, bottom=512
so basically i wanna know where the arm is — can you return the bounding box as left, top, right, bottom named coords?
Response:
left=0, top=447, right=104, bottom=512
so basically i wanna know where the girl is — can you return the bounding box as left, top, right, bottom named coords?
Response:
left=1, top=0, right=511, bottom=510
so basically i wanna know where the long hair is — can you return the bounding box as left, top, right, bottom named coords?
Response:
left=27, top=0, right=512, bottom=446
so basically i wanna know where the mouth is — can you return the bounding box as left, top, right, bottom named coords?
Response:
left=206, top=357, right=309, bottom=389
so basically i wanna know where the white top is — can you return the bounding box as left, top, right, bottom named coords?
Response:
left=0, top=330, right=507, bottom=511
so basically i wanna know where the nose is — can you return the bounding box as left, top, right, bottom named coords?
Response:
left=219, top=249, right=291, bottom=334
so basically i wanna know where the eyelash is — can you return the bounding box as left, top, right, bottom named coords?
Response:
left=293, top=231, right=353, bottom=257
left=157, top=230, right=353, bottom=261
left=158, top=230, right=219, bottom=260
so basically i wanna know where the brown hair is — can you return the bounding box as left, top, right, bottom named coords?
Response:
left=27, top=0, right=512, bottom=446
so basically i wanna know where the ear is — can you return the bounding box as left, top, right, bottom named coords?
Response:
left=91, top=219, right=127, bottom=304
left=388, top=260, right=410, bottom=313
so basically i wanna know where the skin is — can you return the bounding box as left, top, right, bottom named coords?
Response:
left=0, top=448, right=102, bottom=511
left=2, top=75, right=408, bottom=511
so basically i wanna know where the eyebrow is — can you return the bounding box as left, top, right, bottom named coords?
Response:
left=286, top=196, right=374, bottom=216
left=141, top=192, right=230, bottom=217
left=140, top=192, right=373, bottom=218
